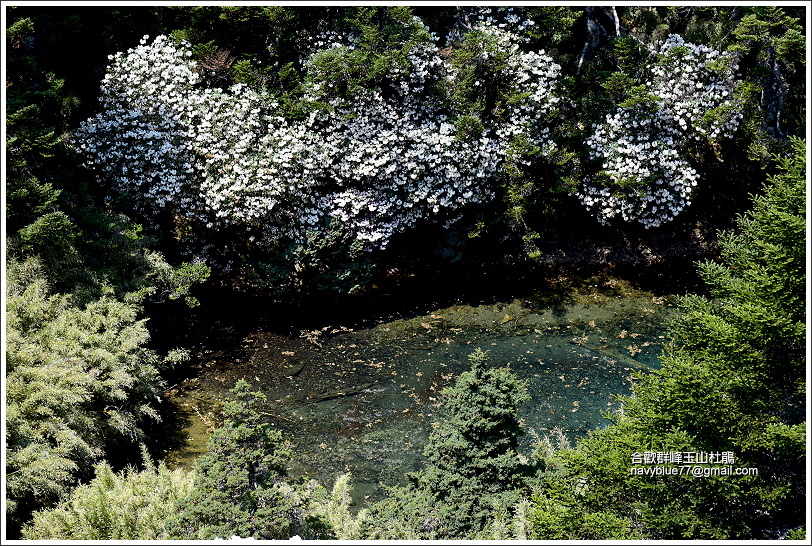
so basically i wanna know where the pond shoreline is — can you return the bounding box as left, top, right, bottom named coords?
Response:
left=147, top=229, right=711, bottom=355
left=138, top=220, right=717, bottom=513
left=147, top=255, right=686, bottom=511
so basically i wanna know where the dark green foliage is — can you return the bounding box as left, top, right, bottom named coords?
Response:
left=523, top=6, right=580, bottom=51
left=670, top=136, right=805, bottom=412
left=5, top=10, right=211, bottom=304
left=530, top=464, right=646, bottom=540
left=167, top=5, right=308, bottom=95
left=11, top=4, right=797, bottom=291
left=419, top=348, right=530, bottom=494
left=444, top=15, right=576, bottom=258
left=170, top=380, right=298, bottom=539
left=365, top=349, right=531, bottom=538
left=322, top=6, right=434, bottom=98
left=2, top=6, right=807, bottom=539
left=15, top=211, right=80, bottom=256
left=5, top=12, right=208, bottom=538
left=243, top=220, right=378, bottom=296
left=730, top=6, right=806, bottom=147
left=528, top=138, right=806, bottom=539
left=362, top=484, right=455, bottom=540
left=446, top=29, right=510, bottom=120
left=6, top=15, right=79, bottom=240
left=291, top=6, right=438, bottom=123
left=149, top=259, right=212, bottom=308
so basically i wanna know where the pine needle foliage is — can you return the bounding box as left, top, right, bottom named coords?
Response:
left=5, top=258, right=175, bottom=532
left=528, top=137, right=806, bottom=539
left=364, top=349, right=531, bottom=538
left=22, top=446, right=194, bottom=540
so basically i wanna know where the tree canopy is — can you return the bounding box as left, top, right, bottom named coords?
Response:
left=7, top=5, right=804, bottom=292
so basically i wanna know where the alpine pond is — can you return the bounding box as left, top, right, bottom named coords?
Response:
left=164, top=272, right=678, bottom=507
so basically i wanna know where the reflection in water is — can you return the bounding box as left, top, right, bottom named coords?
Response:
left=164, top=274, right=677, bottom=508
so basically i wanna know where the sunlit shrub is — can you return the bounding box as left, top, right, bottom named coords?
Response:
left=74, top=16, right=562, bottom=266
left=577, top=34, right=743, bottom=228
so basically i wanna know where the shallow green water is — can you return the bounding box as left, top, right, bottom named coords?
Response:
left=164, top=274, right=677, bottom=506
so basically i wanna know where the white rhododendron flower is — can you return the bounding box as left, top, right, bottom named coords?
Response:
left=577, top=34, right=742, bottom=228
left=74, top=23, right=562, bottom=256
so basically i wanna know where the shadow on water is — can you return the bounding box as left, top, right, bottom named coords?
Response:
left=147, top=261, right=692, bottom=510
left=149, top=258, right=701, bottom=349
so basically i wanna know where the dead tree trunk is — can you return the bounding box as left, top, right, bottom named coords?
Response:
left=576, top=6, right=621, bottom=76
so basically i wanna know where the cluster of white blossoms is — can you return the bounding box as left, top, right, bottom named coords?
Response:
left=577, top=34, right=742, bottom=228
left=75, top=36, right=200, bottom=212
left=447, top=6, right=536, bottom=44
left=313, top=95, right=502, bottom=246
left=74, top=21, right=562, bottom=252
left=467, top=17, right=560, bottom=146
left=444, top=12, right=561, bottom=178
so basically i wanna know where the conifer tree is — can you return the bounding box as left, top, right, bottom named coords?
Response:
left=5, top=258, right=176, bottom=535
left=417, top=348, right=531, bottom=531
left=6, top=15, right=81, bottom=258
left=170, top=380, right=297, bottom=539
left=22, top=446, right=194, bottom=540
left=365, top=349, right=530, bottom=538
left=528, top=137, right=806, bottom=539
left=730, top=6, right=806, bottom=143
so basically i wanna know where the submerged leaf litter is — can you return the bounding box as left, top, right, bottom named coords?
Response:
left=164, top=274, right=677, bottom=506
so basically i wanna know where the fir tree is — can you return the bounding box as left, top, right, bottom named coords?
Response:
left=730, top=6, right=806, bottom=143
left=365, top=349, right=531, bottom=538
left=528, top=137, right=806, bottom=539
left=170, top=380, right=297, bottom=539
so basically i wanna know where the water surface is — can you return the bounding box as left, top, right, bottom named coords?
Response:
left=164, top=273, right=677, bottom=506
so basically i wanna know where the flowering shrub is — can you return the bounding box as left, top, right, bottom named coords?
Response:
left=74, top=19, right=563, bottom=263
left=454, top=19, right=561, bottom=150
left=300, top=32, right=501, bottom=247
left=577, top=34, right=743, bottom=228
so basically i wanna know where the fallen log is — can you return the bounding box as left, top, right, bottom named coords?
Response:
left=304, top=381, right=377, bottom=404
left=258, top=411, right=296, bottom=422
